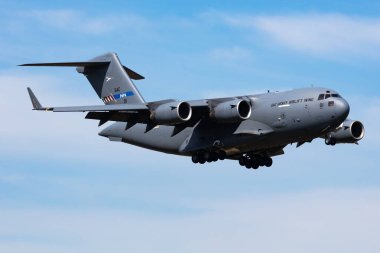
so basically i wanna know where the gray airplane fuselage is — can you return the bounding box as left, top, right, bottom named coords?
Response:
left=25, top=52, right=363, bottom=168
left=100, top=87, right=349, bottom=156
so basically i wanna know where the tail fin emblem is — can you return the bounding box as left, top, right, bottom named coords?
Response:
left=102, top=95, right=115, bottom=103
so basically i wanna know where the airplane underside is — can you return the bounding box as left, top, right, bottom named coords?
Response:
left=99, top=120, right=332, bottom=169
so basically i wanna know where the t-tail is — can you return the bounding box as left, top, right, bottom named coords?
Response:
left=20, top=52, right=145, bottom=105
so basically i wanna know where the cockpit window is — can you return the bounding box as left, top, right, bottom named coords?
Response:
left=318, top=93, right=341, bottom=100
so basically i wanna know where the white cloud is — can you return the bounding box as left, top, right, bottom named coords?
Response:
left=209, top=12, right=380, bottom=58
left=0, top=187, right=379, bottom=253
left=209, top=46, right=253, bottom=62
left=18, top=9, right=151, bottom=35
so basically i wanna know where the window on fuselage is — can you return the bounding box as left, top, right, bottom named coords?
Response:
left=325, top=94, right=331, bottom=99
left=331, top=94, right=341, bottom=98
left=318, top=94, right=324, bottom=100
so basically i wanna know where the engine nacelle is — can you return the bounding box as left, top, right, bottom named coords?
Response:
left=211, top=99, right=251, bottom=123
left=326, top=120, right=365, bottom=145
left=151, top=101, right=192, bottom=125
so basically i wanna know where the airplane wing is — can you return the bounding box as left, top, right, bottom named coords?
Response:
left=27, top=87, right=148, bottom=112
left=27, top=87, right=273, bottom=137
left=27, top=87, right=208, bottom=133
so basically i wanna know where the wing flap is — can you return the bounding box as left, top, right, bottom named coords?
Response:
left=85, top=111, right=150, bottom=123
left=51, top=103, right=148, bottom=112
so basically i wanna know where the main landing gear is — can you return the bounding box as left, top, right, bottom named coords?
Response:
left=238, top=154, right=272, bottom=169
left=325, top=137, right=336, bottom=146
left=192, top=151, right=227, bottom=164
left=191, top=151, right=273, bottom=170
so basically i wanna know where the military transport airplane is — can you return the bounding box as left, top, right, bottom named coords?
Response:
left=24, top=52, right=364, bottom=169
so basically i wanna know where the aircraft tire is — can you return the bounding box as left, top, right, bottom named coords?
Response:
left=218, top=151, right=227, bottom=160
left=204, top=152, right=212, bottom=163
left=257, top=156, right=266, bottom=166
left=245, top=159, right=252, bottom=169
left=325, top=137, right=336, bottom=146
left=192, top=154, right=199, bottom=163
left=239, top=156, right=246, bottom=166
left=211, top=152, right=219, bottom=162
left=264, top=157, right=273, bottom=167
left=252, top=160, right=259, bottom=169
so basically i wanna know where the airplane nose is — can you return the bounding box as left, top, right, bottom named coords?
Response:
left=335, top=98, right=350, bottom=119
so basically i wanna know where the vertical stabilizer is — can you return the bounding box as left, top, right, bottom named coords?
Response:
left=76, top=52, right=145, bottom=104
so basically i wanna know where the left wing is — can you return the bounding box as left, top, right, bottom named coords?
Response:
left=27, top=87, right=148, bottom=112
left=27, top=88, right=272, bottom=138
left=27, top=87, right=208, bottom=133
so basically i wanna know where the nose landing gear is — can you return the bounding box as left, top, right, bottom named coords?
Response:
left=325, top=137, right=336, bottom=146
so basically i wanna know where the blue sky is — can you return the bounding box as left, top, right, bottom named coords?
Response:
left=0, top=1, right=380, bottom=252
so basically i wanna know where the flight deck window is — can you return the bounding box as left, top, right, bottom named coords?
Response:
left=325, top=94, right=331, bottom=99
left=318, top=94, right=324, bottom=100
left=331, top=94, right=341, bottom=98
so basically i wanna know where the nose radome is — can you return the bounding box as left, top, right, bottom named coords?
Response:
left=335, top=98, right=350, bottom=119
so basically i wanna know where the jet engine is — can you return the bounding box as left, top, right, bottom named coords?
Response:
left=211, top=99, right=251, bottom=123
left=150, top=101, right=192, bottom=125
left=325, top=119, right=365, bottom=145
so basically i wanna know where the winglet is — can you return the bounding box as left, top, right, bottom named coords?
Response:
left=27, top=87, right=43, bottom=110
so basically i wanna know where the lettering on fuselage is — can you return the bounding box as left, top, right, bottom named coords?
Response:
left=271, top=97, right=314, bottom=107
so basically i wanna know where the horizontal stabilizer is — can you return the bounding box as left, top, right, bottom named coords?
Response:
left=19, top=61, right=109, bottom=67
left=20, top=62, right=144, bottom=80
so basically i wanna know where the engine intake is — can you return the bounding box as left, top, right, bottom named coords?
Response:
left=326, top=120, right=365, bottom=145
left=151, top=101, right=192, bottom=125
left=211, top=99, right=251, bottom=123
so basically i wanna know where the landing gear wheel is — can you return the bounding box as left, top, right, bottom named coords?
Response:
left=211, top=152, right=219, bottom=162
left=245, top=159, right=252, bottom=169
left=204, top=152, right=212, bottom=163
left=198, top=153, right=206, bottom=164
left=191, top=154, right=199, bottom=164
left=257, top=156, right=266, bottom=167
left=252, top=161, right=259, bottom=169
left=325, top=137, right=336, bottom=146
left=239, top=156, right=246, bottom=166
left=218, top=151, right=226, bottom=160
left=264, top=157, right=273, bottom=167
